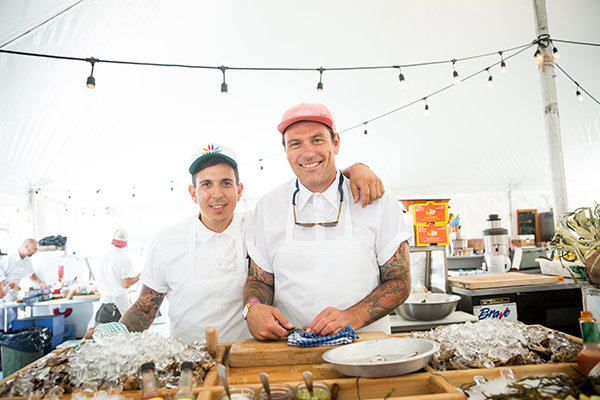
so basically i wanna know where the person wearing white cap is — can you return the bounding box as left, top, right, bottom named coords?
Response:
left=86, top=142, right=383, bottom=344
left=243, top=103, right=413, bottom=340
left=95, top=229, right=140, bottom=323
left=0, top=239, right=49, bottom=329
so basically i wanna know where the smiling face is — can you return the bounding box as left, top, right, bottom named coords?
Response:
left=188, top=162, right=243, bottom=233
left=283, top=121, right=340, bottom=193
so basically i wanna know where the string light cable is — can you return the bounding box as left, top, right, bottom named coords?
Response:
left=1, top=36, right=598, bottom=169
left=555, top=63, right=600, bottom=105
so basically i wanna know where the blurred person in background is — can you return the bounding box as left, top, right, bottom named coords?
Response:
left=95, top=229, right=141, bottom=323
left=0, top=239, right=49, bottom=329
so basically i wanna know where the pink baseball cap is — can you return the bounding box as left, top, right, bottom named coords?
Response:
left=277, top=103, right=337, bottom=134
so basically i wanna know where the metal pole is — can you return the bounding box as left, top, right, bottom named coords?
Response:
left=532, top=0, right=569, bottom=223
left=29, top=188, right=38, bottom=239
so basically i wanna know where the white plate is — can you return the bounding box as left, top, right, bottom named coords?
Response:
left=322, top=338, right=439, bottom=378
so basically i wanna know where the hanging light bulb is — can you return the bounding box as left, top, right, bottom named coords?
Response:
left=219, top=66, right=228, bottom=94
left=487, top=69, right=493, bottom=88
left=534, top=48, right=542, bottom=61
left=397, top=67, right=407, bottom=89
left=452, top=60, right=460, bottom=84
left=423, top=98, right=429, bottom=117
left=576, top=86, right=583, bottom=102
left=85, top=57, right=98, bottom=89
left=316, top=67, right=324, bottom=92
left=496, top=52, right=506, bottom=75
left=363, top=122, right=368, bottom=141
left=553, top=45, right=559, bottom=59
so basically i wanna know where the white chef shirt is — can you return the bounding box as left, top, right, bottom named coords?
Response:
left=0, top=251, right=35, bottom=283
left=248, top=170, right=412, bottom=273
left=97, top=247, right=136, bottom=314
left=141, top=211, right=252, bottom=343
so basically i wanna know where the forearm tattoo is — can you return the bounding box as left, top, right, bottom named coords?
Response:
left=355, top=241, right=411, bottom=327
left=243, top=259, right=275, bottom=305
left=120, top=284, right=166, bottom=332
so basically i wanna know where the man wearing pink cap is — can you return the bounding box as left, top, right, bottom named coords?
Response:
left=87, top=142, right=382, bottom=344
left=243, top=103, right=412, bottom=340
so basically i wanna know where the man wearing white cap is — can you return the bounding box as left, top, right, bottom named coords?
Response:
left=243, top=103, right=413, bottom=340
left=95, top=229, right=140, bottom=323
left=88, top=143, right=383, bottom=344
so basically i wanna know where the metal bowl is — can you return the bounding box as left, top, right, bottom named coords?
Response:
left=322, top=338, right=440, bottom=378
left=395, top=293, right=462, bottom=321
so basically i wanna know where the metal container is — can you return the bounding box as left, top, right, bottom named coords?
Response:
left=482, top=214, right=511, bottom=270
left=395, top=293, right=461, bottom=321
left=322, top=338, right=440, bottom=378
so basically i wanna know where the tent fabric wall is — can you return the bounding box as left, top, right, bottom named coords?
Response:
left=1, top=0, right=599, bottom=244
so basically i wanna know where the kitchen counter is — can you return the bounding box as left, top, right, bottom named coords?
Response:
left=449, top=271, right=584, bottom=337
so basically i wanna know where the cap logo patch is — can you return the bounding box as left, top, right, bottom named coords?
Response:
left=202, top=144, right=223, bottom=156
left=294, top=108, right=313, bottom=116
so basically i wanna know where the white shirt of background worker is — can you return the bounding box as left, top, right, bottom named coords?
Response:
left=86, top=143, right=384, bottom=343
left=244, top=103, right=413, bottom=341
left=0, top=239, right=49, bottom=329
left=96, top=229, right=140, bottom=317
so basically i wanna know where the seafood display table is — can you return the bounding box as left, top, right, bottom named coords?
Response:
left=0, top=326, right=585, bottom=400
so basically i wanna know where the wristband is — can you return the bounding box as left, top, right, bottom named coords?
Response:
left=242, top=300, right=260, bottom=319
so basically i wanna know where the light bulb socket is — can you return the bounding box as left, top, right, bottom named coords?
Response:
left=86, top=76, right=96, bottom=89
left=534, top=49, right=542, bottom=59
left=221, top=82, right=228, bottom=93
left=453, top=70, right=459, bottom=79
left=501, top=60, right=506, bottom=69
left=399, top=73, right=405, bottom=83
left=317, top=82, right=323, bottom=92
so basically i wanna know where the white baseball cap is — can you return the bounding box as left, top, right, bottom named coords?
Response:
left=113, top=229, right=128, bottom=247
left=189, top=143, right=238, bottom=175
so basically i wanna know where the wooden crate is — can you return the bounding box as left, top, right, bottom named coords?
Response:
left=196, top=373, right=466, bottom=400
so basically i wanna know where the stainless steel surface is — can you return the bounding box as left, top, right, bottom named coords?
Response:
left=217, top=364, right=231, bottom=400
left=302, top=371, right=313, bottom=394
left=448, top=255, right=484, bottom=270
left=260, top=372, right=271, bottom=399
left=409, top=245, right=448, bottom=293
left=395, top=293, right=461, bottom=321
left=322, top=338, right=440, bottom=378
left=389, top=311, right=478, bottom=333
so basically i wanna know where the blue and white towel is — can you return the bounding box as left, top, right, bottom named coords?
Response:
left=287, top=324, right=359, bottom=347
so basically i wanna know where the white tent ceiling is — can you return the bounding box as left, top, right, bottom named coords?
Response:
left=1, top=0, right=599, bottom=246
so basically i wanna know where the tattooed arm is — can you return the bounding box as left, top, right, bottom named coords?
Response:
left=307, top=240, right=411, bottom=336
left=243, top=258, right=293, bottom=340
left=119, top=284, right=166, bottom=332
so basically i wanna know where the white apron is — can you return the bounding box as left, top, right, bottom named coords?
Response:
left=168, top=219, right=250, bottom=343
left=272, top=181, right=390, bottom=334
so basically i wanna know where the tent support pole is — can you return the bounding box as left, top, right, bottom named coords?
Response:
left=29, top=188, right=37, bottom=239
left=532, top=0, right=569, bottom=224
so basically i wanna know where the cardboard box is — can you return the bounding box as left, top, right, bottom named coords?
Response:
left=415, top=223, right=449, bottom=246
left=512, top=236, right=535, bottom=247
left=468, top=238, right=484, bottom=251
left=411, top=202, right=449, bottom=224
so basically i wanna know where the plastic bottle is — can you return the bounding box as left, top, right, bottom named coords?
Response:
left=141, top=362, right=164, bottom=400
left=577, top=311, right=600, bottom=375
left=174, top=362, right=195, bottom=400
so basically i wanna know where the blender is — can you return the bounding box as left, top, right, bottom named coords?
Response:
left=482, top=214, right=512, bottom=273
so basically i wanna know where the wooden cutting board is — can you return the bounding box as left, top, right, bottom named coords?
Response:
left=228, top=331, right=389, bottom=368
left=448, top=272, right=560, bottom=290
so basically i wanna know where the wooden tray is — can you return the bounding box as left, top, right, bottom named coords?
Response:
left=448, top=272, right=559, bottom=289
left=228, top=331, right=389, bottom=368
left=197, top=372, right=466, bottom=400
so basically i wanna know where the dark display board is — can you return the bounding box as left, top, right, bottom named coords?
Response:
left=517, top=209, right=538, bottom=244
